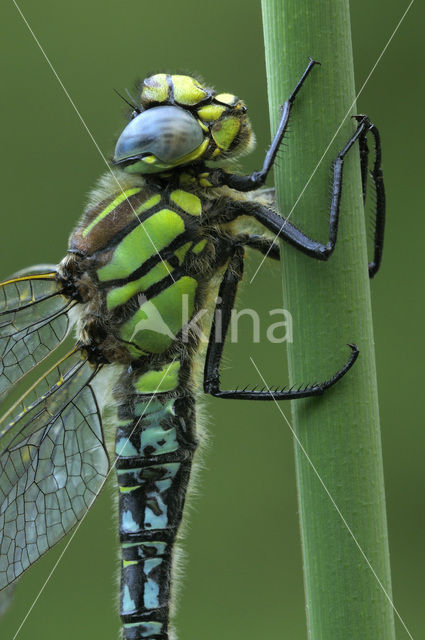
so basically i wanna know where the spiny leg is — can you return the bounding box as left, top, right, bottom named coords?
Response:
left=353, top=117, right=385, bottom=277
left=205, top=51, right=385, bottom=278
left=237, top=233, right=280, bottom=260
left=218, top=117, right=384, bottom=276
left=203, top=243, right=358, bottom=401
left=358, top=119, right=370, bottom=205
left=213, top=57, right=320, bottom=192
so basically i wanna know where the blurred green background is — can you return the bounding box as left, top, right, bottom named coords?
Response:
left=0, top=1, right=423, bottom=638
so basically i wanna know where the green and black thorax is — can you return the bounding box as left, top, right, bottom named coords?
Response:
left=61, top=171, right=244, bottom=368
left=58, top=73, right=257, bottom=369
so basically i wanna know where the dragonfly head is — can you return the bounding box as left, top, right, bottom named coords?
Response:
left=113, top=73, right=255, bottom=174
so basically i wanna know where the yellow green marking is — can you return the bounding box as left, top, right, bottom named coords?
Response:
left=198, top=104, right=226, bottom=121
left=212, top=116, right=241, bottom=150
left=134, top=361, right=181, bottom=394
left=97, top=209, right=185, bottom=281
left=215, top=92, right=238, bottom=106
left=172, top=75, right=209, bottom=105
left=141, top=74, right=169, bottom=104
left=136, top=193, right=161, bottom=213
left=174, top=242, right=193, bottom=265
left=82, top=188, right=141, bottom=237
left=120, top=276, right=197, bottom=353
left=106, top=260, right=173, bottom=310
left=192, top=239, right=207, bottom=254
left=170, top=190, right=202, bottom=216
left=123, top=560, right=138, bottom=567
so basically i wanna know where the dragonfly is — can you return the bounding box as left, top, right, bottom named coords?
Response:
left=0, top=59, right=385, bottom=640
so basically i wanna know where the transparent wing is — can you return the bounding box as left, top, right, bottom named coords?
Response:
left=0, top=347, right=109, bottom=590
left=0, top=267, right=76, bottom=398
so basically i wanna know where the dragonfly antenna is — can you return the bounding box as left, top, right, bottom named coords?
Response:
left=113, top=88, right=141, bottom=113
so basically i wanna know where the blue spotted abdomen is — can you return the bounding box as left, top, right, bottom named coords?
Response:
left=114, top=361, right=197, bottom=640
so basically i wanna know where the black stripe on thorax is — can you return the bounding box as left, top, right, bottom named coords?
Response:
left=98, top=230, right=197, bottom=289
left=141, top=269, right=182, bottom=301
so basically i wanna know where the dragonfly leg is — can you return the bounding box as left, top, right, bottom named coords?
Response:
left=349, top=115, right=385, bottom=277
left=236, top=233, right=280, bottom=260
left=203, top=243, right=359, bottom=401
left=358, top=118, right=370, bottom=206
left=218, top=116, right=385, bottom=277
left=355, top=118, right=385, bottom=277
left=212, top=57, right=320, bottom=192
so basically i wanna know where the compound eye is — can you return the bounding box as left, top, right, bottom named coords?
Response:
left=114, top=105, right=204, bottom=165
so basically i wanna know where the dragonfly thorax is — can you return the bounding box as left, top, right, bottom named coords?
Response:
left=64, top=176, right=224, bottom=365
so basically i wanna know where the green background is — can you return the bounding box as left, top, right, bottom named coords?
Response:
left=0, top=1, right=423, bottom=639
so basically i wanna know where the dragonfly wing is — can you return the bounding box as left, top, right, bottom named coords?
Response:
left=0, top=348, right=110, bottom=590
left=0, top=267, right=76, bottom=398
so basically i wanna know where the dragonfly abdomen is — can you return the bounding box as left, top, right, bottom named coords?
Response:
left=115, top=360, right=197, bottom=639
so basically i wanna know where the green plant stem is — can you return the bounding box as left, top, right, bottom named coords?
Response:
left=261, top=1, right=396, bottom=638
